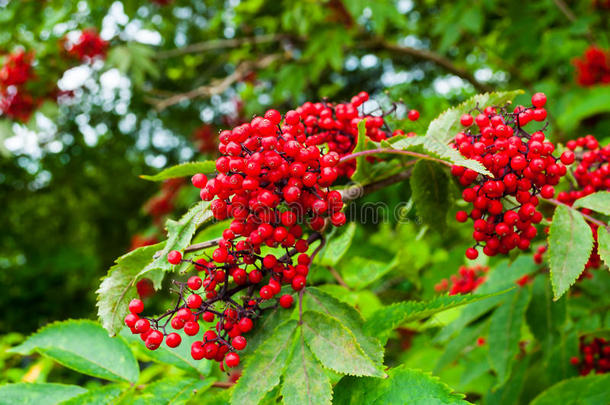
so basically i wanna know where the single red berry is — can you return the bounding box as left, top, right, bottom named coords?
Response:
left=465, top=247, right=479, bottom=260
left=560, top=150, right=575, bottom=165
left=191, top=173, right=208, bottom=188
left=129, top=298, right=144, bottom=314
left=279, top=294, right=294, bottom=308
left=238, top=317, right=253, bottom=333
left=260, top=286, right=274, bottom=299
left=187, top=294, right=203, bottom=308
left=460, top=114, right=473, bottom=126
left=407, top=109, right=420, bottom=121
left=125, top=313, right=139, bottom=328
left=168, top=250, right=182, bottom=265
left=134, top=318, right=151, bottom=334
left=184, top=320, right=200, bottom=336
left=531, top=92, right=547, bottom=108
left=187, top=276, right=202, bottom=290
left=232, top=336, right=247, bottom=350
left=166, top=332, right=181, bottom=348
left=225, top=352, right=240, bottom=368
left=291, top=275, right=306, bottom=291
left=455, top=211, right=468, bottom=222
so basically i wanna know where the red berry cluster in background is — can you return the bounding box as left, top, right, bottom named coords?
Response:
left=144, top=178, right=185, bottom=226
left=295, top=92, right=391, bottom=177
left=573, top=46, right=610, bottom=87
left=192, top=124, right=219, bottom=155
left=64, top=29, right=108, bottom=62
left=452, top=93, right=573, bottom=260
left=557, top=135, right=609, bottom=271
left=0, top=51, right=38, bottom=122
left=434, top=265, right=488, bottom=295
left=126, top=104, right=356, bottom=370
left=571, top=337, right=610, bottom=375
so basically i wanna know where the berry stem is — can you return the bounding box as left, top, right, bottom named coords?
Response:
left=542, top=197, right=607, bottom=228
left=339, top=148, right=452, bottom=167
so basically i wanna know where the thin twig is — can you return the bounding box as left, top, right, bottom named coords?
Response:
left=328, top=266, right=350, bottom=289
left=369, top=39, right=493, bottom=92
left=148, top=54, right=280, bottom=111
left=339, top=148, right=452, bottom=167
left=184, top=237, right=223, bottom=253
left=340, top=166, right=415, bottom=202
left=212, top=381, right=235, bottom=389
left=542, top=198, right=607, bottom=228
left=154, top=34, right=286, bottom=59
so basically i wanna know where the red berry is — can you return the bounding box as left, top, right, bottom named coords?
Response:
left=279, top=294, right=294, bottom=308
left=187, top=294, right=203, bottom=308
left=407, top=109, right=420, bottom=121
left=184, top=321, right=200, bottom=336
left=166, top=333, right=181, bottom=348
left=135, top=318, right=150, bottom=334
left=560, top=150, right=575, bottom=165
left=465, top=248, right=479, bottom=260
left=460, top=114, right=473, bottom=126
left=129, top=298, right=144, bottom=314
left=260, top=286, right=274, bottom=300
left=531, top=92, right=547, bottom=108
left=455, top=211, right=468, bottom=222
left=232, top=336, right=247, bottom=350
left=167, top=250, right=182, bottom=265
left=238, top=318, right=253, bottom=333
left=225, top=352, right=240, bottom=368
left=187, top=276, right=202, bottom=290
left=191, top=173, right=208, bottom=188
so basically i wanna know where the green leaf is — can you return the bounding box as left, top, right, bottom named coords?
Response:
left=598, top=226, right=610, bottom=269
left=531, top=374, right=610, bottom=405
left=350, top=119, right=371, bottom=184
left=239, top=304, right=295, bottom=358
left=366, top=292, right=508, bottom=344
left=0, top=383, right=87, bottom=404
left=317, top=222, right=356, bottom=267
left=487, top=287, right=532, bottom=387
left=557, top=87, right=610, bottom=132
left=526, top=276, right=567, bottom=358
left=410, top=160, right=450, bottom=231
left=231, top=320, right=298, bottom=405
left=333, top=365, right=471, bottom=405
left=120, top=328, right=212, bottom=376
left=434, top=323, right=485, bottom=373
left=140, top=161, right=216, bottom=181
left=10, top=320, right=139, bottom=383
left=340, top=255, right=398, bottom=290
left=130, top=377, right=215, bottom=405
left=572, top=191, right=610, bottom=216
left=301, top=311, right=385, bottom=377
left=96, top=243, right=165, bottom=336
left=422, top=135, right=492, bottom=177
left=425, top=91, right=524, bottom=143
left=61, top=385, right=123, bottom=405
left=281, top=329, right=332, bottom=405
left=485, top=356, right=529, bottom=405
left=303, top=287, right=384, bottom=365
left=548, top=205, right=594, bottom=300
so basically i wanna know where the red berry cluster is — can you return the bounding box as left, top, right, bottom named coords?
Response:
left=126, top=105, right=353, bottom=369
left=294, top=92, right=390, bottom=177
left=452, top=93, right=572, bottom=259
left=144, top=178, right=185, bottom=226
left=571, top=337, right=610, bottom=375
left=193, top=124, right=219, bottom=155
left=434, top=265, right=488, bottom=295
left=573, top=45, right=610, bottom=87
left=0, top=51, right=38, bottom=122
left=65, top=29, right=108, bottom=62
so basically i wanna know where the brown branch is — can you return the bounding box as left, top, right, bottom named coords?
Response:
left=184, top=237, right=223, bottom=253
left=154, top=34, right=287, bottom=59
left=368, top=39, right=493, bottom=93
left=148, top=54, right=280, bottom=111
left=552, top=0, right=595, bottom=43
left=542, top=198, right=607, bottom=228
left=340, top=167, right=415, bottom=203
left=328, top=266, right=350, bottom=289
left=212, top=381, right=235, bottom=389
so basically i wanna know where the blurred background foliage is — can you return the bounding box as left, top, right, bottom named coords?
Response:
left=0, top=0, right=609, bottom=338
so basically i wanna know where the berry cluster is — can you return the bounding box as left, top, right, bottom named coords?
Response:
left=126, top=106, right=352, bottom=369
left=452, top=93, right=572, bottom=259
left=571, top=337, right=610, bottom=375
left=65, top=29, right=108, bottom=62
left=434, top=265, right=488, bottom=295
left=0, top=51, right=37, bottom=122
left=294, top=92, right=391, bottom=177
left=144, top=178, right=185, bottom=226
left=573, top=46, right=610, bottom=87
left=193, top=124, right=219, bottom=155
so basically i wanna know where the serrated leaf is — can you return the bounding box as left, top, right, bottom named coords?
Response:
left=572, top=191, right=610, bottom=216
left=530, top=374, right=610, bottom=405
left=140, top=161, right=216, bottom=181
left=366, top=292, right=508, bottom=345
left=485, top=356, right=529, bottom=405
left=383, top=135, right=425, bottom=150
left=61, top=385, right=123, bottom=405
left=434, top=323, right=485, bottom=373
left=302, top=311, right=385, bottom=377
left=422, top=136, right=492, bottom=176
left=488, top=287, right=532, bottom=387
left=240, top=304, right=295, bottom=358
left=548, top=205, right=594, bottom=300
left=598, top=226, right=610, bottom=269
left=130, top=377, right=215, bottom=405
left=350, top=119, right=371, bottom=184
left=120, top=327, right=212, bottom=376
left=526, top=275, right=566, bottom=359
left=281, top=329, right=332, bottom=405
left=10, top=320, right=139, bottom=383
left=0, top=383, right=87, bottom=404
left=317, top=222, right=356, bottom=267
left=142, top=201, right=213, bottom=278
left=425, top=90, right=524, bottom=143
left=333, top=365, right=471, bottom=405
left=303, top=287, right=384, bottom=365
left=96, top=243, right=165, bottom=336
left=231, top=320, right=298, bottom=405
left=411, top=160, right=450, bottom=231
